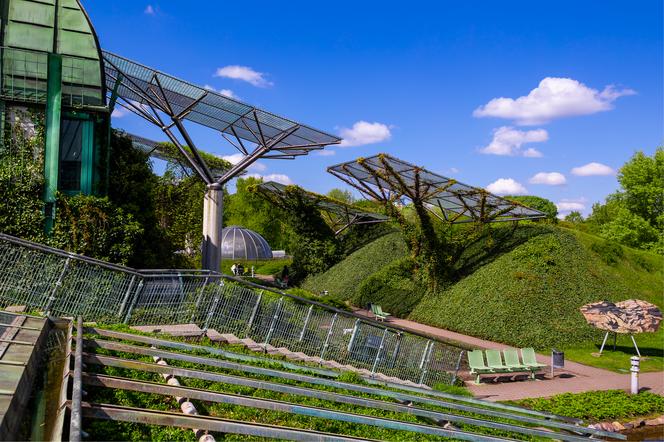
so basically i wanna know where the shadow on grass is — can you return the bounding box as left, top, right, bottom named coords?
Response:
left=592, top=343, right=664, bottom=359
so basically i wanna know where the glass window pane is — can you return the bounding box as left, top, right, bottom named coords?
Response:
left=59, top=119, right=82, bottom=191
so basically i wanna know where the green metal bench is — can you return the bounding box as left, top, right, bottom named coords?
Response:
left=467, top=350, right=494, bottom=384
left=468, top=348, right=547, bottom=384
left=370, top=304, right=391, bottom=321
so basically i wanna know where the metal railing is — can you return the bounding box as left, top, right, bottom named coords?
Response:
left=0, top=233, right=465, bottom=386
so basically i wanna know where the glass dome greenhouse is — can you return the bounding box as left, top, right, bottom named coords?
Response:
left=220, top=226, right=273, bottom=260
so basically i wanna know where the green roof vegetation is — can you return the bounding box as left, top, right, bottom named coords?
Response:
left=306, top=224, right=663, bottom=372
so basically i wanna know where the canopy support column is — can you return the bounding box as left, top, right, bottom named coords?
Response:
left=202, top=183, right=223, bottom=272
left=43, top=53, right=62, bottom=233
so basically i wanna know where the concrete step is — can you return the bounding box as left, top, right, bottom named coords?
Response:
left=206, top=330, right=242, bottom=344
left=132, top=323, right=203, bottom=337
left=239, top=338, right=264, bottom=351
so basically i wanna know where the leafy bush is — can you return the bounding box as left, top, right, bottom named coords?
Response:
left=590, top=240, right=624, bottom=265
left=302, top=232, right=408, bottom=301
left=514, top=390, right=664, bottom=421
left=352, top=257, right=425, bottom=317
left=409, top=227, right=646, bottom=349
left=48, top=194, right=143, bottom=264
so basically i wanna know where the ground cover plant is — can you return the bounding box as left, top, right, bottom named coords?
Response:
left=513, top=390, right=664, bottom=422
left=81, top=327, right=558, bottom=441
left=303, top=231, right=408, bottom=301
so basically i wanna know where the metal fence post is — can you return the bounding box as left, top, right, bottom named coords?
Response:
left=190, top=275, right=209, bottom=323
left=117, top=275, right=136, bottom=319
left=123, top=279, right=144, bottom=324
left=451, top=349, right=465, bottom=385
left=319, top=313, right=338, bottom=361
left=418, top=341, right=435, bottom=385
left=419, top=340, right=432, bottom=369
left=263, top=297, right=284, bottom=346
left=44, top=256, right=70, bottom=314
left=371, top=328, right=388, bottom=376
left=298, top=305, right=314, bottom=342
left=202, top=282, right=223, bottom=331
left=346, top=319, right=360, bottom=352
left=244, top=291, right=262, bottom=338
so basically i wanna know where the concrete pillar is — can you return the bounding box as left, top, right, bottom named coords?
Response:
left=201, top=183, right=223, bottom=272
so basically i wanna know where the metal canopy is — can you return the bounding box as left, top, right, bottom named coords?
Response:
left=255, top=181, right=389, bottom=235
left=126, top=132, right=228, bottom=178
left=327, top=154, right=546, bottom=224
left=103, top=51, right=341, bottom=185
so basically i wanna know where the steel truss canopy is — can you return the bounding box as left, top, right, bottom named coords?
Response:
left=256, top=181, right=389, bottom=235
left=126, top=132, right=228, bottom=178
left=327, top=154, right=546, bottom=223
left=103, top=51, right=341, bottom=185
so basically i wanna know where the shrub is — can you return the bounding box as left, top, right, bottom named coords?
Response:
left=409, top=228, right=638, bottom=349
left=515, top=390, right=664, bottom=422
left=302, top=232, right=408, bottom=301
left=352, top=257, right=425, bottom=317
left=590, top=240, right=624, bottom=265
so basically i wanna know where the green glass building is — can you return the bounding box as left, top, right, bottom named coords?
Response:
left=0, top=0, right=108, bottom=229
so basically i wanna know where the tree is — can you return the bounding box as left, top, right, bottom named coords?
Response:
left=224, top=177, right=289, bottom=250
left=617, top=148, right=663, bottom=229
left=506, top=195, right=558, bottom=221
left=326, top=188, right=354, bottom=204
left=564, top=211, right=584, bottom=223
left=586, top=149, right=663, bottom=253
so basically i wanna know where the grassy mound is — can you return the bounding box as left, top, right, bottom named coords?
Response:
left=302, top=232, right=408, bottom=300
left=409, top=226, right=663, bottom=351
left=352, top=257, right=425, bottom=317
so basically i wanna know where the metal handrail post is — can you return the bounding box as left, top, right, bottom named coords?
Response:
left=346, top=319, right=360, bottom=352
left=451, top=350, right=465, bottom=385
left=419, top=340, right=432, bottom=369
left=371, top=328, right=388, bottom=376
left=202, top=282, right=223, bottom=332
left=190, top=275, right=209, bottom=323
left=69, top=316, right=83, bottom=442
left=117, top=275, right=136, bottom=319
left=263, top=297, right=284, bottom=346
left=298, top=305, right=314, bottom=342
left=123, top=279, right=144, bottom=324
left=244, top=292, right=262, bottom=338
left=418, top=341, right=435, bottom=385
left=44, top=257, right=70, bottom=314
left=319, top=313, right=338, bottom=361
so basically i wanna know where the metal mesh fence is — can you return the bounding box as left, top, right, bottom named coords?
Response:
left=0, top=233, right=464, bottom=386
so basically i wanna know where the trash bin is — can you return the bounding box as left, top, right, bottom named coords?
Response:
left=552, top=349, right=564, bottom=368
left=551, top=349, right=564, bottom=377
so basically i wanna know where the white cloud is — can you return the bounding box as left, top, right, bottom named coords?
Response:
left=529, top=172, right=566, bottom=185
left=480, top=126, right=548, bottom=157
left=486, top=178, right=528, bottom=195
left=247, top=173, right=293, bottom=185
left=111, top=107, right=128, bottom=118
left=317, top=149, right=336, bottom=156
left=556, top=198, right=587, bottom=214
left=473, top=77, right=636, bottom=125
left=220, top=153, right=266, bottom=171
left=338, top=121, right=392, bottom=147
left=144, top=5, right=155, bottom=15
left=203, top=85, right=239, bottom=99
left=448, top=167, right=460, bottom=174
left=214, top=65, right=272, bottom=88
left=571, top=162, right=615, bottom=176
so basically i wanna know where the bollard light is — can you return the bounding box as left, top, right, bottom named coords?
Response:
left=630, top=356, right=640, bottom=394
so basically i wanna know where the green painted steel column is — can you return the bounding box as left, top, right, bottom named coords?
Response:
left=80, top=120, right=94, bottom=194
left=43, top=53, right=63, bottom=232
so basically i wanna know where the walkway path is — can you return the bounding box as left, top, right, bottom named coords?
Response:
left=353, top=308, right=664, bottom=401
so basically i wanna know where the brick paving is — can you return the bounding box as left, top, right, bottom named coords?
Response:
left=353, top=308, right=664, bottom=401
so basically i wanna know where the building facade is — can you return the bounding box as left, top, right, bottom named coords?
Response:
left=0, top=0, right=109, bottom=229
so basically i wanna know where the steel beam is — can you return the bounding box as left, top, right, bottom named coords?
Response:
left=76, top=402, right=367, bottom=442
left=83, top=355, right=595, bottom=442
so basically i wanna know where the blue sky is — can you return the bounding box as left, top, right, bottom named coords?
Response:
left=86, top=1, right=663, bottom=216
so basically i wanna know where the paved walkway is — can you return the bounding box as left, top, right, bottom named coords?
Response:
left=353, top=308, right=664, bottom=401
